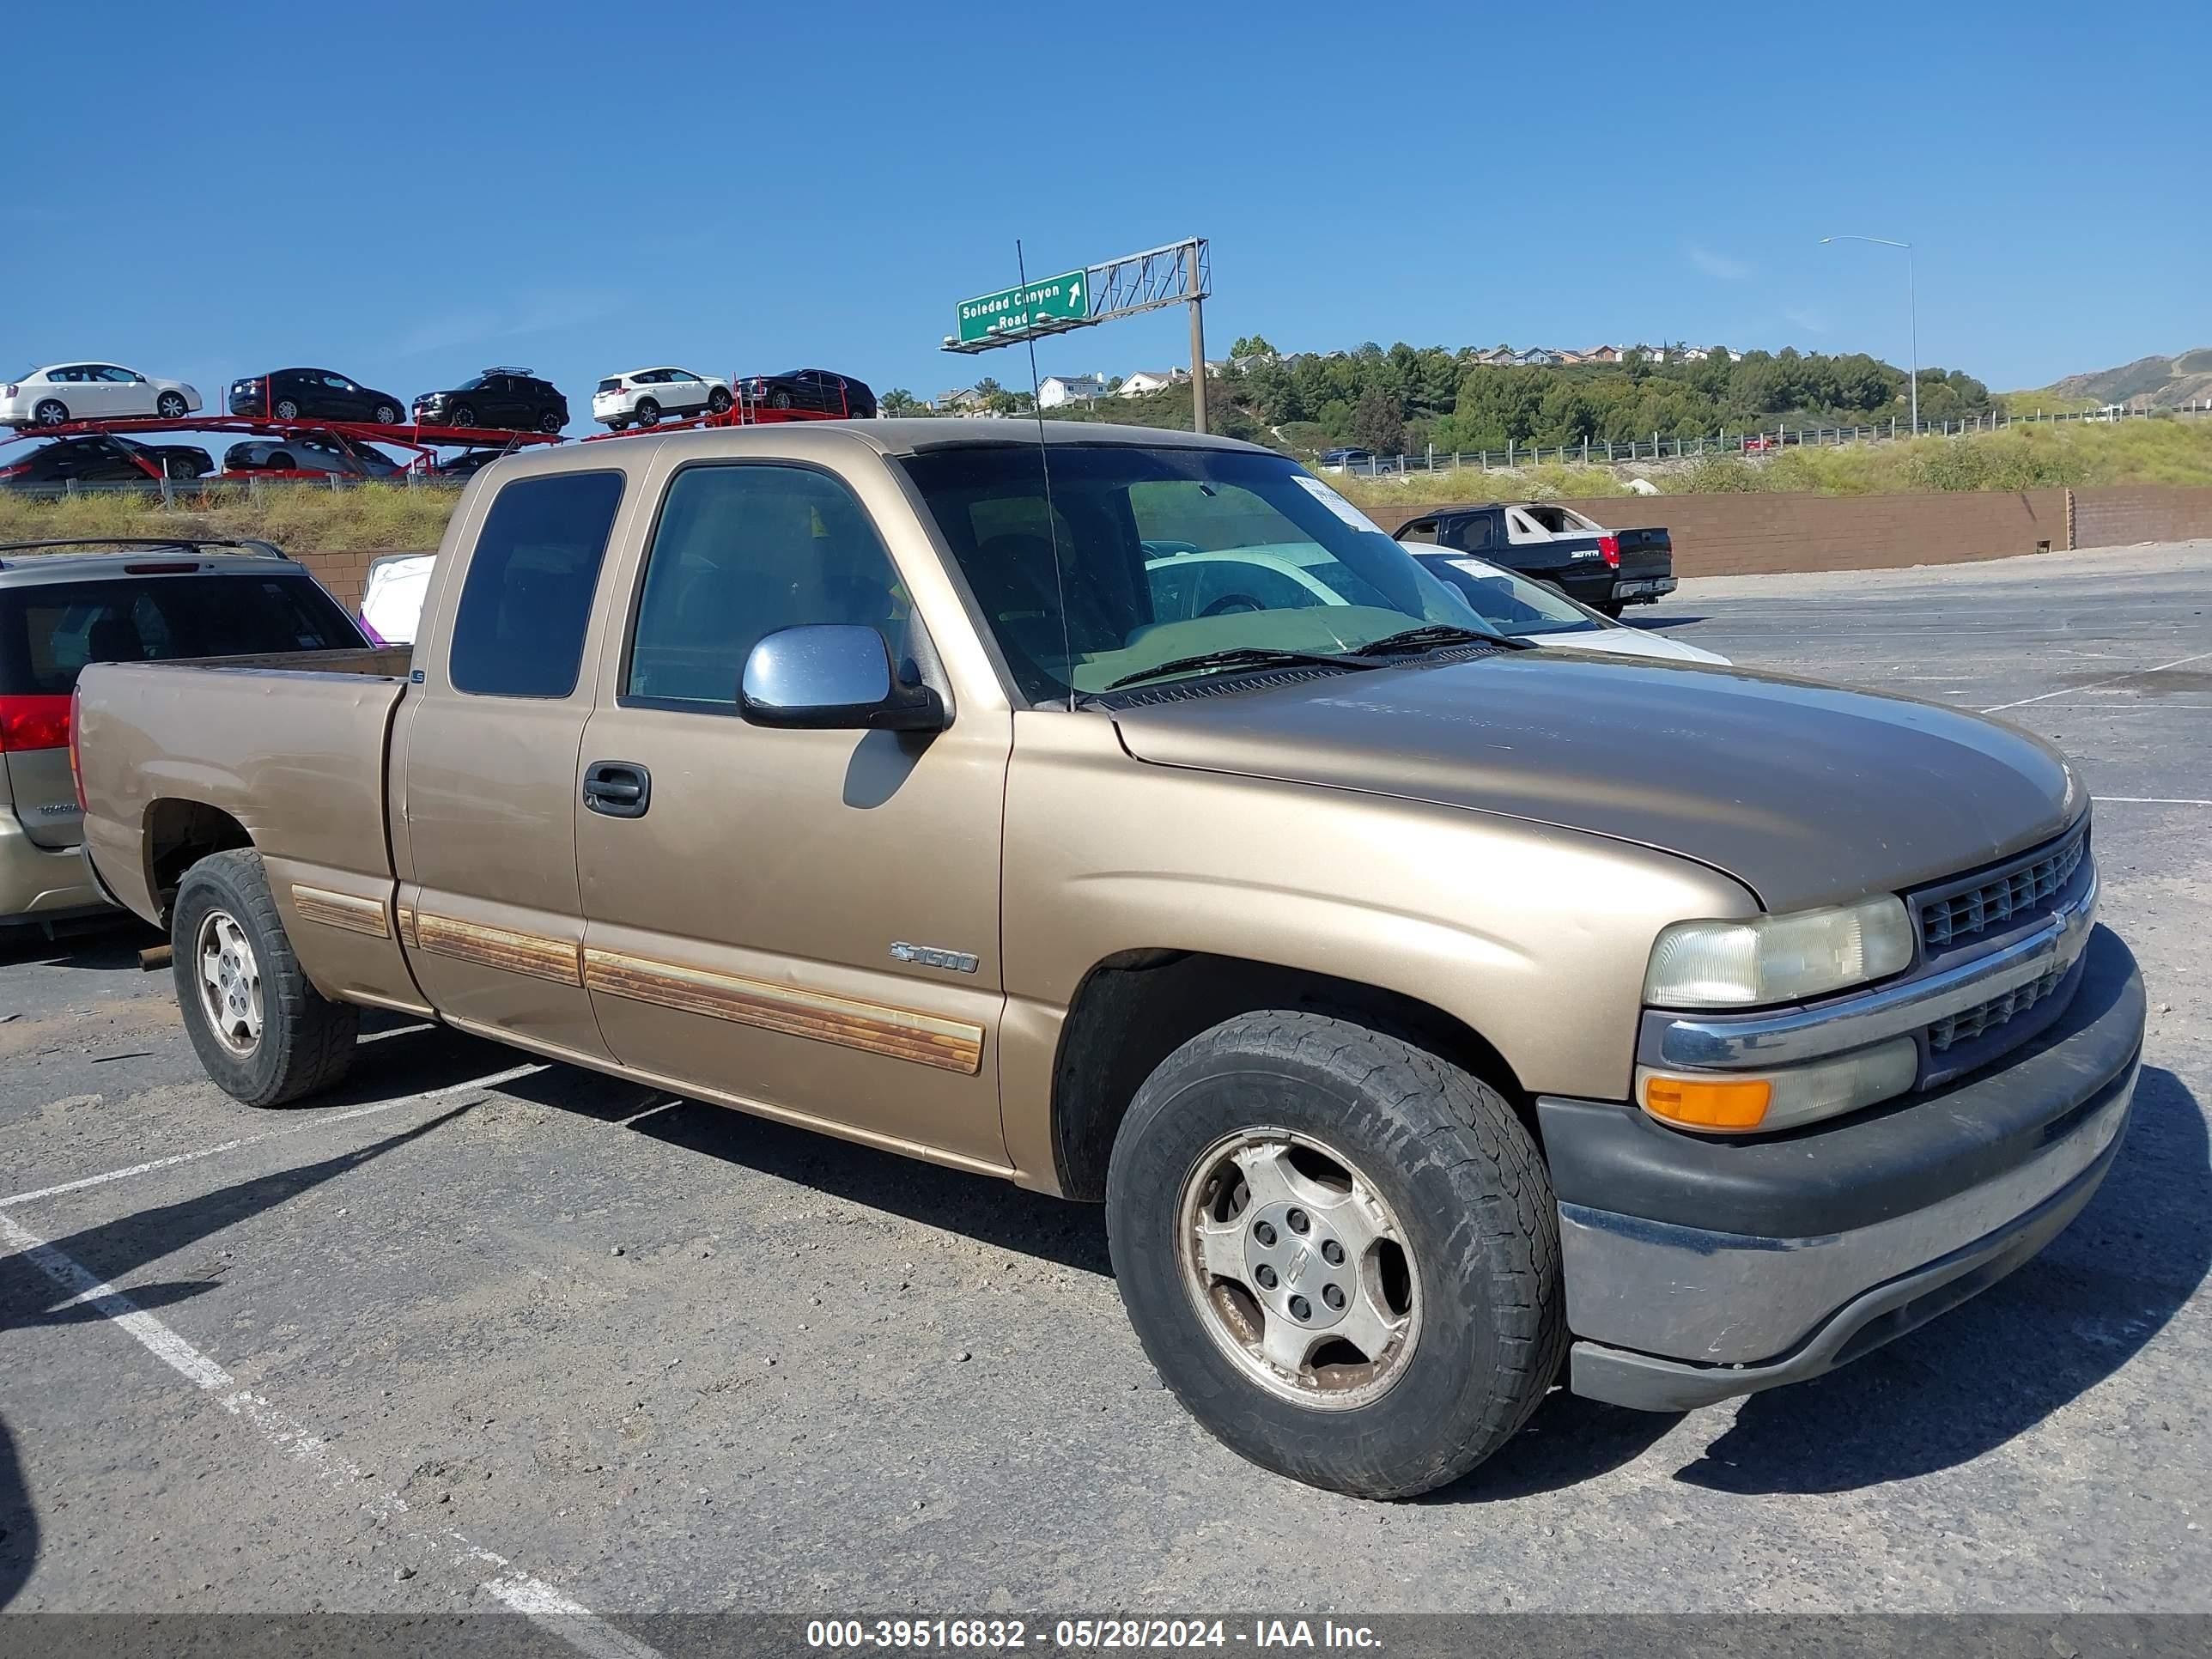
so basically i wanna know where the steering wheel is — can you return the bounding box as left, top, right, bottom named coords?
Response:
left=1200, top=594, right=1262, bottom=617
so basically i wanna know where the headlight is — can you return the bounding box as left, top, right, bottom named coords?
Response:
left=1644, top=896, right=1912, bottom=1008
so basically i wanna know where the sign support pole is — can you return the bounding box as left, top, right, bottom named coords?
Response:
left=1188, top=294, right=1208, bottom=436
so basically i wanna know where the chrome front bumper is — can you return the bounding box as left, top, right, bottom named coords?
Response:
left=1539, top=925, right=2144, bottom=1410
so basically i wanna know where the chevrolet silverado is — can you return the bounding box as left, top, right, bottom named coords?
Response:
left=74, top=422, right=2142, bottom=1498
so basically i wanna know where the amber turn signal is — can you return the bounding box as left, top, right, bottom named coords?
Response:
left=1641, top=1073, right=1772, bottom=1130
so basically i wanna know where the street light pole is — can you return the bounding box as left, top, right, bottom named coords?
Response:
left=1820, top=234, right=1916, bottom=434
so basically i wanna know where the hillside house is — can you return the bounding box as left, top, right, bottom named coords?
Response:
left=1117, top=368, right=1184, bottom=398
left=1037, top=374, right=1107, bottom=408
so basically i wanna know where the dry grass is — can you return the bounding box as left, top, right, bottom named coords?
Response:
left=0, top=482, right=462, bottom=551
left=1331, top=416, right=2212, bottom=508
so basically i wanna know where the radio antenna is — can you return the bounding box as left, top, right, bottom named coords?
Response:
left=1016, top=238, right=1078, bottom=712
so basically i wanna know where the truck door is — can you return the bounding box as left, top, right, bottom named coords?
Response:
left=391, top=465, right=632, bottom=1063
left=573, top=455, right=1012, bottom=1170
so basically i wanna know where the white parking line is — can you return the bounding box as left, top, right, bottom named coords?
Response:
left=0, top=1061, right=546, bottom=1208
left=0, top=1208, right=663, bottom=1658
left=1980, top=649, right=2212, bottom=713
left=2094, top=796, right=2212, bottom=806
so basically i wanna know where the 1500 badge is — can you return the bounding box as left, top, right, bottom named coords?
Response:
left=890, top=941, right=980, bottom=974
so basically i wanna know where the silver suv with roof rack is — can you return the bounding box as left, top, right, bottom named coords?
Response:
left=0, top=539, right=369, bottom=932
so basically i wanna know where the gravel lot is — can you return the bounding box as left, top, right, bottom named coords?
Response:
left=2, top=540, right=2207, bottom=1632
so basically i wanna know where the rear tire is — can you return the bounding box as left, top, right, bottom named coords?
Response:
left=274, top=398, right=301, bottom=421
left=635, top=398, right=661, bottom=427
left=171, top=849, right=358, bottom=1108
left=1105, top=1011, right=1564, bottom=1499
left=32, top=398, right=68, bottom=426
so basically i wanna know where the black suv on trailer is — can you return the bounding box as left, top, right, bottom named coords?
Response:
left=411, top=368, right=568, bottom=434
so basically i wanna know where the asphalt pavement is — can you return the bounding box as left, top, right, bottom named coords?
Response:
left=1, top=540, right=2207, bottom=1631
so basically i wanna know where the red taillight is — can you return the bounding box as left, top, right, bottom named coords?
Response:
left=3, top=384, right=16, bottom=397
left=0, top=694, right=72, bottom=754
left=0, top=462, right=27, bottom=480
left=69, top=686, right=87, bottom=811
left=123, top=562, right=201, bottom=574
left=1598, top=533, right=1621, bottom=568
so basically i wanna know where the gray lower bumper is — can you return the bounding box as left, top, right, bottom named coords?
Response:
left=1547, top=924, right=2145, bottom=1411
left=1567, top=1087, right=2130, bottom=1411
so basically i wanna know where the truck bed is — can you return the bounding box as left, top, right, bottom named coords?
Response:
left=76, top=648, right=414, bottom=933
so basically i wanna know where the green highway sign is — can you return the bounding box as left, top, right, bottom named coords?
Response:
left=955, top=269, right=1089, bottom=345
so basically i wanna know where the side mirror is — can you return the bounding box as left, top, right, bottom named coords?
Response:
left=738, top=625, right=945, bottom=733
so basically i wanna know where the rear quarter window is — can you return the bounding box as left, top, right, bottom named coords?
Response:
left=448, top=471, right=625, bottom=697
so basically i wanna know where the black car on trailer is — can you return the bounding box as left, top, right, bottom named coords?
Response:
left=228, top=368, right=404, bottom=427
left=737, top=368, right=876, bottom=417
left=410, top=368, right=568, bottom=434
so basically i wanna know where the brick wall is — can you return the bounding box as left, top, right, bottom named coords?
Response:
left=1369, top=490, right=2075, bottom=578
left=2074, top=486, right=2212, bottom=550
left=289, top=485, right=2212, bottom=608
left=292, top=547, right=411, bottom=610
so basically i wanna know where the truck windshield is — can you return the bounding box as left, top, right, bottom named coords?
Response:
left=897, top=444, right=1489, bottom=704
left=0, top=574, right=365, bottom=696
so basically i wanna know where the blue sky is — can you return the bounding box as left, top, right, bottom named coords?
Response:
left=7, top=2, right=2203, bottom=428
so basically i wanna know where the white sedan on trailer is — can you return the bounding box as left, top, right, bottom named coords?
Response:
left=0, top=363, right=202, bottom=428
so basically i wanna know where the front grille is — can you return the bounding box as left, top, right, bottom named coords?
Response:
left=1920, top=828, right=2086, bottom=949
left=1926, top=963, right=2068, bottom=1053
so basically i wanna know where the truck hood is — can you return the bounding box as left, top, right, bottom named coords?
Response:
left=1109, top=653, right=2081, bottom=912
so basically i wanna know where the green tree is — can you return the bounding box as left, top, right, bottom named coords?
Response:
left=879, top=387, right=924, bottom=415
left=1352, top=386, right=1406, bottom=455
left=1230, top=335, right=1279, bottom=359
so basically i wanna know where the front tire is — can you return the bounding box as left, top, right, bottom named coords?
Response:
left=447, top=404, right=477, bottom=428
left=373, top=403, right=401, bottom=426
left=538, top=410, right=564, bottom=434
left=707, top=388, right=732, bottom=415
left=156, top=392, right=189, bottom=419
left=1106, top=1011, right=1564, bottom=1499
left=171, top=849, right=358, bottom=1108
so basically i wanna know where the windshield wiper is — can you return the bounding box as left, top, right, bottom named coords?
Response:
left=1103, top=646, right=1376, bottom=692
left=1356, top=623, right=1526, bottom=656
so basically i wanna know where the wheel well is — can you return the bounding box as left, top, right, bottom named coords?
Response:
left=1048, top=951, right=1528, bottom=1202
left=144, top=799, right=252, bottom=923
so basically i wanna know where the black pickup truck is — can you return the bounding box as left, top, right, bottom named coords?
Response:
left=1394, top=502, right=1673, bottom=616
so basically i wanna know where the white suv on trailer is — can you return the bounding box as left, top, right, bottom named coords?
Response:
left=590, top=367, right=732, bottom=430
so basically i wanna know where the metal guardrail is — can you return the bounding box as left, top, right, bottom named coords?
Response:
left=1333, top=401, right=2212, bottom=477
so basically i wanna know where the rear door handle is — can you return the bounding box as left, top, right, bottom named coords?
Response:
left=582, top=760, right=651, bottom=819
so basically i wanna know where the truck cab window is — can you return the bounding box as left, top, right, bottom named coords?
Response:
left=625, top=464, right=905, bottom=708
left=448, top=471, right=625, bottom=697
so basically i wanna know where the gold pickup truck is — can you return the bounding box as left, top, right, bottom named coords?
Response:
left=74, top=422, right=2142, bottom=1498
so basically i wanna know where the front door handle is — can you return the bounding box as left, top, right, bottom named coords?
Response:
left=582, top=760, right=651, bottom=818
